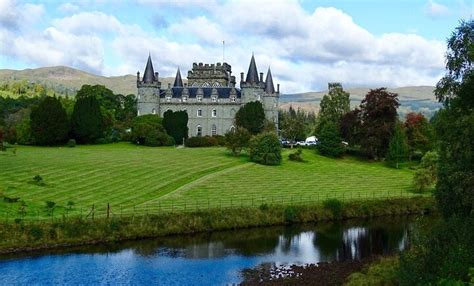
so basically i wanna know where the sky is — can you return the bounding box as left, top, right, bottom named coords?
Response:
left=0, top=0, right=472, bottom=93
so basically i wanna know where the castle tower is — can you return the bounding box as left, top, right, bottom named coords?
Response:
left=262, top=67, right=280, bottom=129
left=240, top=54, right=265, bottom=103
left=137, top=55, right=161, bottom=116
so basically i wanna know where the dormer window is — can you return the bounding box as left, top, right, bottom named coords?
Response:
left=166, top=96, right=171, bottom=102
left=197, top=96, right=202, bottom=102
left=231, top=96, right=236, bottom=102
left=182, top=96, right=187, bottom=102
left=212, top=96, right=217, bottom=102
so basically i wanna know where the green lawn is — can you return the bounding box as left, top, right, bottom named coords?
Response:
left=0, top=143, right=419, bottom=219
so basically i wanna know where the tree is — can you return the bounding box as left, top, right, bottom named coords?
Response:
left=224, top=127, right=251, bottom=156
left=434, top=19, right=474, bottom=218
left=413, top=151, right=438, bottom=192
left=358, top=88, right=400, bottom=159
left=163, top=110, right=189, bottom=144
left=70, top=95, right=105, bottom=144
left=386, top=123, right=408, bottom=169
left=280, top=106, right=307, bottom=144
left=235, top=101, right=265, bottom=134
left=248, top=132, right=282, bottom=165
left=317, top=121, right=345, bottom=157
left=339, top=108, right=361, bottom=145
left=315, top=83, right=350, bottom=134
left=404, top=112, right=433, bottom=160
left=30, top=96, right=69, bottom=145
left=130, top=114, right=174, bottom=146
left=0, top=126, right=4, bottom=150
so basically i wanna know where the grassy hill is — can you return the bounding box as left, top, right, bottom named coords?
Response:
left=281, top=86, right=441, bottom=117
left=0, top=66, right=179, bottom=96
left=0, top=143, right=419, bottom=219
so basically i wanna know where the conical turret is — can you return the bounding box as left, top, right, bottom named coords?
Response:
left=142, top=54, right=156, bottom=83
left=265, top=67, right=275, bottom=94
left=173, top=67, right=183, bottom=87
left=245, top=54, right=259, bottom=84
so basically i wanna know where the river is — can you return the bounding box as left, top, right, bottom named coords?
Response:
left=0, top=216, right=428, bottom=285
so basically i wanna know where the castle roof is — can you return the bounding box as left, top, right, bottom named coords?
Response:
left=245, top=54, right=259, bottom=84
left=265, top=67, right=275, bottom=93
left=143, top=54, right=156, bottom=83
left=173, top=68, right=183, bottom=87
left=160, top=87, right=241, bottom=99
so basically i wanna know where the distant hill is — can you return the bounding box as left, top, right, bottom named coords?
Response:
left=0, top=66, right=441, bottom=117
left=0, top=66, right=179, bottom=96
left=281, top=86, right=441, bottom=117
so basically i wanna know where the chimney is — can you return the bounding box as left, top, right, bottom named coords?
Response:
left=154, top=72, right=159, bottom=81
left=168, top=83, right=171, bottom=89
left=240, top=72, right=244, bottom=82
left=260, top=72, right=263, bottom=82
left=277, top=84, right=280, bottom=93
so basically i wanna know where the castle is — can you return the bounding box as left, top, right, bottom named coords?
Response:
left=136, top=54, right=279, bottom=137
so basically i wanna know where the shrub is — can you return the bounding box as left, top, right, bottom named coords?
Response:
left=225, top=127, right=251, bottom=156
left=32, top=174, right=45, bottom=186
left=284, top=206, right=298, bottom=222
left=248, top=132, right=282, bottom=165
left=399, top=217, right=474, bottom=285
left=346, top=257, right=399, bottom=286
left=288, top=148, right=304, bottom=162
left=67, top=139, right=76, bottom=147
left=259, top=203, right=269, bottom=211
left=163, top=110, right=188, bottom=144
left=214, top=135, right=226, bottom=146
left=185, top=136, right=219, bottom=147
left=4, top=196, right=20, bottom=203
left=30, top=96, right=69, bottom=145
left=413, top=151, right=438, bottom=193
left=131, top=115, right=174, bottom=147
left=45, top=201, right=56, bottom=209
left=323, top=199, right=344, bottom=218
left=67, top=201, right=75, bottom=210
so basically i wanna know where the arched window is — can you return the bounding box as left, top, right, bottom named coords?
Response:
left=212, top=109, right=217, bottom=117
left=196, top=125, right=202, bottom=137
left=211, top=124, right=217, bottom=136
left=152, top=108, right=156, bottom=114
left=230, top=108, right=236, bottom=117
left=230, top=125, right=235, bottom=132
left=137, top=109, right=140, bottom=116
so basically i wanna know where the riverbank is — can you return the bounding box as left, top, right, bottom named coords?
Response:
left=0, top=197, right=435, bottom=255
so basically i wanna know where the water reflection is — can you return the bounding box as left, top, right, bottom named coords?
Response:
left=0, top=216, right=428, bottom=285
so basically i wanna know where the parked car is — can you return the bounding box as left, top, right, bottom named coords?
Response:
left=296, top=136, right=319, bottom=146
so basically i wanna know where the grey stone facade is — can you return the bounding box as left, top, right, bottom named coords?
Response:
left=137, top=54, right=279, bottom=137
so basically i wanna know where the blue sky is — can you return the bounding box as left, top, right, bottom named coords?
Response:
left=0, top=0, right=471, bottom=93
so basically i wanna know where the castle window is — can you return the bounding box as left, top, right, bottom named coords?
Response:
left=212, top=109, right=217, bottom=117
left=137, top=109, right=140, bottom=116
left=212, top=96, right=217, bottom=102
left=197, top=96, right=202, bottom=102
left=152, top=108, right=156, bottom=114
left=230, top=125, right=235, bottom=132
left=197, top=109, right=202, bottom=117
left=182, top=96, right=187, bottom=102
left=166, top=96, right=171, bottom=102
left=196, top=125, right=202, bottom=137
left=230, top=96, right=236, bottom=102
left=211, top=124, right=217, bottom=136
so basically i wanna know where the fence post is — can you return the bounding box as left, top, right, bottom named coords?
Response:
left=107, top=203, right=110, bottom=219
left=92, top=204, right=95, bottom=220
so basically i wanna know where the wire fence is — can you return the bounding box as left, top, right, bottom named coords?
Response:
left=0, top=190, right=428, bottom=223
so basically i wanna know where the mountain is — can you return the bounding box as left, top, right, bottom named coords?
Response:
left=0, top=66, right=179, bottom=96
left=281, top=86, right=441, bottom=117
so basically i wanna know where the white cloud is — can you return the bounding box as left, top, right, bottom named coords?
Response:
left=425, top=0, right=451, bottom=18
left=58, top=3, right=80, bottom=14
left=0, top=0, right=448, bottom=93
